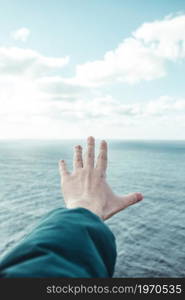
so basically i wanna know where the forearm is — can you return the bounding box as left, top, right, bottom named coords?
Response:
left=0, top=207, right=117, bottom=278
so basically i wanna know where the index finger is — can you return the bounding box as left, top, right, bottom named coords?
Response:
left=95, top=140, right=108, bottom=173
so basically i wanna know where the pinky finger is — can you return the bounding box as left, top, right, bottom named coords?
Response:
left=59, top=160, right=70, bottom=176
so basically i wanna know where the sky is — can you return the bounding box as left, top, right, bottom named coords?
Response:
left=0, top=0, right=185, bottom=140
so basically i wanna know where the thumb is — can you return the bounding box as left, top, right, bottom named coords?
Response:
left=118, top=192, right=143, bottom=209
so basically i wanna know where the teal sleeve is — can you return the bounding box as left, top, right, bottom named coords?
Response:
left=0, top=207, right=117, bottom=278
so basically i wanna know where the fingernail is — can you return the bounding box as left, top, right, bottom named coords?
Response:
left=88, top=136, right=94, bottom=141
left=101, top=140, right=107, bottom=148
left=75, top=145, right=81, bottom=149
left=136, top=192, right=143, bottom=202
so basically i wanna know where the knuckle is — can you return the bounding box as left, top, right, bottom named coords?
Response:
left=95, top=168, right=106, bottom=178
left=99, top=152, right=107, bottom=160
left=88, top=139, right=94, bottom=146
left=75, top=145, right=82, bottom=151
left=97, top=169, right=106, bottom=178
left=85, top=168, right=92, bottom=176
left=100, top=172, right=106, bottom=178
left=88, top=144, right=94, bottom=151
left=87, top=152, right=94, bottom=159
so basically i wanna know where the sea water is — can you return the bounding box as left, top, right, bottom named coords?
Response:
left=0, top=140, right=184, bottom=277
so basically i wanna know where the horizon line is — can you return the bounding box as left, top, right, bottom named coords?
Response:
left=0, top=138, right=185, bottom=142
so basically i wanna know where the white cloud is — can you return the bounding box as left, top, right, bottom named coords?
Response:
left=68, top=14, right=185, bottom=86
left=37, top=76, right=90, bottom=101
left=2, top=91, right=182, bottom=123
left=70, top=38, right=165, bottom=86
left=0, top=45, right=86, bottom=139
left=0, top=47, right=69, bottom=77
left=11, top=27, right=31, bottom=42
left=0, top=73, right=185, bottom=139
left=1, top=14, right=185, bottom=139
left=59, top=95, right=185, bottom=120
left=134, top=14, right=185, bottom=60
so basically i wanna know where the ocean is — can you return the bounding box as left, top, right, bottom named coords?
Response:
left=0, top=140, right=185, bottom=277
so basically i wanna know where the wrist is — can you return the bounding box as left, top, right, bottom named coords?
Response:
left=66, top=200, right=103, bottom=219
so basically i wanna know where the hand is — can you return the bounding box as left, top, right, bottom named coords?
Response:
left=59, top=136, right=143, bottom=220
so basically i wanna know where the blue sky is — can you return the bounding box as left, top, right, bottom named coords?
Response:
left=0, top=0, right=185, bottom=139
